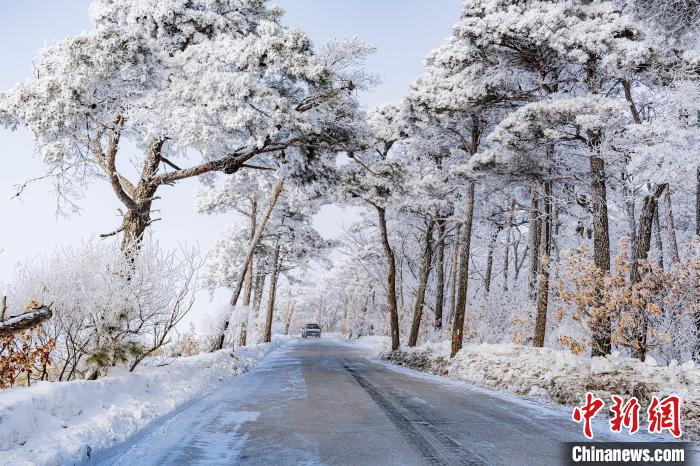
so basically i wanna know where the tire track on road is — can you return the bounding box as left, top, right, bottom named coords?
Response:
left=343, top=363, right=484, bottom=466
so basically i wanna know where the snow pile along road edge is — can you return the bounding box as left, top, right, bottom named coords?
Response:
left=0, top=338, right=288, bottom=466
left=378, top=340, right=700, bottom=440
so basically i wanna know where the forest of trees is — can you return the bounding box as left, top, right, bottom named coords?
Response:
left=1, top=0, right=700, bottom=387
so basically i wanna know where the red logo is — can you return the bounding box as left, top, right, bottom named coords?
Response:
left=572, top=392, right=605, bottom=439
left=648, top=395, right=682, bottom=438
left=572, top=394, right=682, bottom=439
left=609, top=395, right=640, bottom=434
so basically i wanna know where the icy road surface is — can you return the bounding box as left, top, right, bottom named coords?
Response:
left=92, top=338, right=638, bottom=465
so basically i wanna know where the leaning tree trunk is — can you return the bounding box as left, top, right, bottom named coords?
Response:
left=588, top=139, right=612, bottom=357
left=661, top=188, right=680, bottom=265
left=503, top=198, right=516, bottom=292
left=408, top=220, right=435, bottom=347
left=513, top=242, right=526, bottom=281
left=533, top=180, right=552, bottom=347
left=376, top=206, right=400, bottom=351
left=262, top=242, right=282, bottom=344
left=434, top=221, right=447, bottom=329
left=229, top=181, right=281, bottom=307
left=284, top=303, right=295, bottom=335
left=451, top=181, right=476, bottom=358
left=216, top=180, right=284, bottom=350
left=528, top=184, right=541, bottom=300
left=630, top=184, right=667, bottom=361
left=239, top=200, right=258, bottom=348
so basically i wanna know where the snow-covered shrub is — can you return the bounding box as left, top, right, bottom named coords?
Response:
left=167, top=323, right=202, bottom=357
left=198, top=307, right=230, bottom=353
left=557, top=241, right=700, bottom=363
left=0, top=300, right=55, bottom=388
left=468, top=291, right=534, bottom=345
left=3, top=239, right=202, bottom=382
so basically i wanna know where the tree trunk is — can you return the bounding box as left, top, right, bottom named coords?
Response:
left=216, top=180, right=283, bottom=350
left=252, top=271, right=267, bottom=322
left=661, top=188, right=680, bottom=265
left=120, top=206, right=155, bottom=259
left=262, top=243, right=281, bottom=344
left=589, top=145, right=611, bottom=273
left=588, top=139, right=612, bottom=357
left=484, top=226, right=498, bottom=294
left=451, top=181, right=476, bottom=358
left=624, top=169, right=637, bottom=264
left=621, top=79, right=642, bottom=268
left=631, top=184, right=667, bottom=361
left=243, top=200, right=258, bottom=305
left=376, top=206, right=400, bottom=351
left=503, top=198, right=516, bottom=292
left=448, top=225, right=461, bottom=327
left=528, top=184, right=541, bottom=300
left=397, top=257, right=405, bottom=311
left=238, top=200, right=258, bottom=348
left=284, top=303, right=295, bottom=335
left=434, top=221, right=446, bottom=329
left=514, top=243, right=527, bottom=281
left=408, top=220, right=435, bottom=347
left=119, top=139, right=165, bottom=259
left=533, top=180, right=552, bottom=347
left=653, top=207, right=664, bottom=269
left=696, top=167, right=700, bottom=236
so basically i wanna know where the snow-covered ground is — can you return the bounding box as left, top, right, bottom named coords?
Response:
left=346, top=335, right=392, bottom=354
left=0, top=338, right=288, bottom=466
left=352, top=336, right=700, bottom=440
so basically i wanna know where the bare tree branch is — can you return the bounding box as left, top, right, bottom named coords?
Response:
left=0, top=306, right=52, bottom=337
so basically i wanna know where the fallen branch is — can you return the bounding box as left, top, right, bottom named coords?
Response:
left=0, top=306, right=53, bottom=337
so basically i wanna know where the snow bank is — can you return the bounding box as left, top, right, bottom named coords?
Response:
left=348, top=335, right=392, bottom=355
left=383, top=341, right=700, bottom=439
left=0, top=338, right=287, bottom=466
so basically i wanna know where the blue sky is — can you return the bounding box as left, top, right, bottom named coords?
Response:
left=0, top=0, right=462, bottom=326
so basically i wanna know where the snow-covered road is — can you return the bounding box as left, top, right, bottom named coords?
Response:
left=91, top=338, right=632, bottom=465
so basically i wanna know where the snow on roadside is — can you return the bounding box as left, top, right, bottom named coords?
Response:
left=353, top=336, right=700, bottom=440
left=347, top=335, right=392, bottom=355
left=0, top=337, right=289, bottom=466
